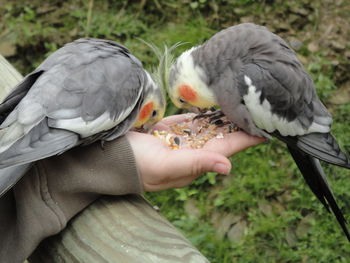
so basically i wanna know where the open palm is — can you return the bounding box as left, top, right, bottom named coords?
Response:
left=127, top=114, right=265, bottom=191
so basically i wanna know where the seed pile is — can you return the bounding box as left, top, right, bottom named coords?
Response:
left=152, top=115, right=237, bottom=149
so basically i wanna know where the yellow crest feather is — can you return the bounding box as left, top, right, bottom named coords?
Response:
left=137, top=39, right=185, bottom=100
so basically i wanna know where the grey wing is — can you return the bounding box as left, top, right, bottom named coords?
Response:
left=0, top=37, right=137, bottom=124
left=0, top=38, right=94, bottom=119
left=0, top=39, right=145, bottom=196
left=236, top=61, right=332, bottom=137
left=0, top=43, right=145, bottom=158
left=44, top=51, right=145, bottom=140
left=0, top=120, right=79, bottom=169
left=37, top=38, right=139, bottom=75
left=235, top=63, right=349, bottom=167
left=0, top=39, right=84, bottom=121
left=0, top=119, right=79, bottom=197
left=0, top=70, right=44, bottom=123
left=0, top=43, right=144, bottom=165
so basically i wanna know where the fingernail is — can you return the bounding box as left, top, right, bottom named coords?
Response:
left=213, top=163, right=230, bottom=175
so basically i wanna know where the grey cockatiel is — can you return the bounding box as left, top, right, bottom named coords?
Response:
left=167, top=23, right=350, bottom=241
left=0, top=38, right=166, bottom=196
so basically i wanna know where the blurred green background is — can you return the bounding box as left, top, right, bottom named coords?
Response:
left=1, top=0, right=349, bottom=262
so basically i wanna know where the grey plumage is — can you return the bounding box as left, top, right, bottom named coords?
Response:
left=191, top=23, right=332, bottom=137
left=0, top=120, right=79, bottom=169
left=170, top=23, right=350, bottom=241
left=0, top=38, right=155, bottom=196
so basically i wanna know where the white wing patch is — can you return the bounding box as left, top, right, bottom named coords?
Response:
left=242, top=75, right=330, bottom=136
left=52, top=106, right=134, bottom=138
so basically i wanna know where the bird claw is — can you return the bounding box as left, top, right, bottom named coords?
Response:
left=193, top=110, right=238, bottom=131
left=210, top=119, right=224, bottom=126
left=228, top=122, right=238, bottom=133
left=132, top=126, right=147, bottom=133
left=193, top=109, right=225, bottom=122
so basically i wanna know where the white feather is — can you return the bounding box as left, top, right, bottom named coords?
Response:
left=173, top=46, right=217, bottom=107
left=52, top=107, right=134, bottom=138
left=244, top=75, right=252, bottom=86
left=0, top=103, right=45, bottom=153
left=242, top=75, right=330, bottom=136
left=308, top=122, right=330, bottom=133
left=175, top=47, right=206, bottom=86
left=0, top=123, right=24, bottom=152
left=144, top=70, right=156, bottom=92
left=17, top=102, right=43, bottom=126
left=48, top=109, right=82, bottom=119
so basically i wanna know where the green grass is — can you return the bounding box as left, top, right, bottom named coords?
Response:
left=1, top=0, right=349, bottom=262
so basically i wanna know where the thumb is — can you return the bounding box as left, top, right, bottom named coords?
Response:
left=144, top=149, right=232, bottom=191
left=168, top=149, right=232, bottom=177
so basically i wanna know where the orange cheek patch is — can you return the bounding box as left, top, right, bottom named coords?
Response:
left=139, top=102, right=154, bottom=121
left=179, top=85, right=197, bottom=102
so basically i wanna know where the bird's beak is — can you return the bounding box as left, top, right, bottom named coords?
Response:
left=188, top=107, right=202, bottom=114
left=141, top=122, right=153, bottom=132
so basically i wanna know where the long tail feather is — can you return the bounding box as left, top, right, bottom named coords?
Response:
left=288, top=146, right=350, bottom=241
left=272, top=131, right=350, bottom=169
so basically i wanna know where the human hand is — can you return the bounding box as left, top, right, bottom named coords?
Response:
left=127, top=114, right=265, bottom=192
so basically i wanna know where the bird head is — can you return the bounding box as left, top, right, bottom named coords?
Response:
left=134, top=71, right=166, bottom=130
left=168, top=46, right=217, bottom=111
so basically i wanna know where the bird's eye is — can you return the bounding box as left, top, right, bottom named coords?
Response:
left=178, top=98, right=186, bottom=104
left=151, top=110, right=157, bottom=117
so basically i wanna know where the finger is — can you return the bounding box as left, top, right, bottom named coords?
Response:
left=171, top=149, right=232, bottom=175
left=203, top=131, right=266, bottom=157
left=155, top=113, right=195, bottom=127
left=162, top=113, right=196, bottom=124
left=144, top=173, right=199, bottom=191
left=151, top=113, right=196, bottom=132
left=144, top=149, right=231, bottom=192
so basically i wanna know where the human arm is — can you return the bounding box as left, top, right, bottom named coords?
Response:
left=0, top=114, right=264, bottom=262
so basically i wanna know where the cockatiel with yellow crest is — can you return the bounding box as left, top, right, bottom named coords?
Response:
left=0, top=38, right=166, bottom=196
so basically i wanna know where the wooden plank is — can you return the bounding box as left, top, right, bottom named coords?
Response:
left=0, top=55, right=23, bottom=100
left=0, top=53, right=210, bottom=263
left=30, top=195, right=210, bottom=263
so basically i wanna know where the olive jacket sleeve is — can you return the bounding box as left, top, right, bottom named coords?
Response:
left=0, top=136, right=143, bottom=263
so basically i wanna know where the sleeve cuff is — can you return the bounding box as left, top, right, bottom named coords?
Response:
left=97, top=135, right=144, bottom=195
